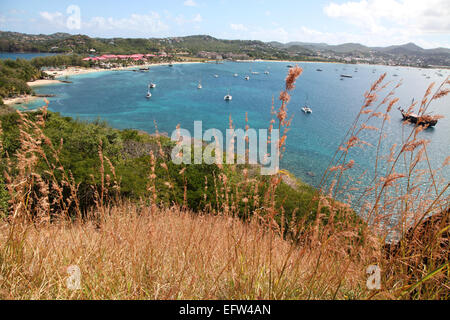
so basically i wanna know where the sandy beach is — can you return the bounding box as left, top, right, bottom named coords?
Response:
left=46, top=61, right=202, bottom=78
left=3, top=95, right=40, bottom=106
left=4, top=61, right=201, bottom=106
left=27, top=79, right=65, bottom=87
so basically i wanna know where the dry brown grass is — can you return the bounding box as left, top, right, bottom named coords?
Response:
left=0, top=204, right=373, bottom=300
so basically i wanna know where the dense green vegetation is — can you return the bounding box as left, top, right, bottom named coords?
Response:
left=0, top=55, right=92, bottom=104
left=0, top=32, right=330, bottom=61
left=0, top=32, right=163, bottom=55
left=31, top=54, right=90, bottom=68
left=0, top=110, right=324, bottom=228
left=0, top=58, right=43, bottom=99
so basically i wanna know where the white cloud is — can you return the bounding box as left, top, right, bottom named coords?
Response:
left=86, top=12, right=169, bottom=34
left=230, top=23, right=248, bottom=31
left=174, top=13, right=203, bottom=25
left=324, top=0, right=450, bottom=34
left=183, top=0, right=198, bottom=6
left=39, top=11, right=65, bottom=27
left=193, top=14, right=203, bottom=23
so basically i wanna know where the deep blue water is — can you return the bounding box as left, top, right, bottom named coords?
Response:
left=0, top=52, right=57, bottom=60
left=20, top=61, right=450, bottom=195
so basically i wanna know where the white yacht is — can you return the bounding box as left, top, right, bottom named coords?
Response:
left=301, top=96, right=312, bottom=113
left=302, top=106, right=312, bottom=114
left=224, top=90, right=232, bottom=101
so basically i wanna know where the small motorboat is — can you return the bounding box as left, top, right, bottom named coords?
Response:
left=340, top=74, right=353, bottom=78
left=224, top=90, right=232, bottom=101
left=302, top=106, right=312, bottom=114
left=244, top=76, right=250, bottom=81
left=234, top=73, right=238, bottom=77
left=214, top=74, right=219, bottom=78
left=146, top=90, right=152, bottom=99
left=149, top=82, right=156, bottom=88
left=197, top=81, right=202, bottom=89
left=316, top=69, right=323, bottom=72
left=302, top=95, right=312, bottom=113
left=264, top=70, right=270, bottom=75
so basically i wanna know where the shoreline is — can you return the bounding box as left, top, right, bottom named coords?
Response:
left=4, top=61, right=202, bottom=106
left=244, top=59, right=449, bottom=71
left=48, top=61, right=202, bottom=79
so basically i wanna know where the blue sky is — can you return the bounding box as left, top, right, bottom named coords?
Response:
left=1, top=0, right=449, bottom=48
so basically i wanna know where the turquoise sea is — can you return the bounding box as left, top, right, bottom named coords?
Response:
left=19, top=61, right=450, bottom=198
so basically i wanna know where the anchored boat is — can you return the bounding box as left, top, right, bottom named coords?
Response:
left=224, top=90, right=232, bottom=101
left=398, top=107, right=438, bottom=127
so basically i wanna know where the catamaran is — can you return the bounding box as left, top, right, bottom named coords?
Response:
left=301, top=95, right=312, bottom=113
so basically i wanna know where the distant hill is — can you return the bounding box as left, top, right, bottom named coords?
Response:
left=0, top=31, right=449, bottom=66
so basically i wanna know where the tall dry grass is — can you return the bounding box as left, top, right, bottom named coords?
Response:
left=0, top=205, right=372, bottom=300
left=0, top=69, right=448, bottom=300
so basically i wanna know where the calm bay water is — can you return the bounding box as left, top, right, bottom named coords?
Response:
left=22, top=61, right=450, bottom=193
left=0, top=52, right=57, bottom=60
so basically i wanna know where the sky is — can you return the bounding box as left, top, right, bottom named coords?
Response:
left=1, top=0, right=449, bottom=49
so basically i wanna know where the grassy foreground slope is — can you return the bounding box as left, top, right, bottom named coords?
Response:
left=0, top=68, right=448, bottom=300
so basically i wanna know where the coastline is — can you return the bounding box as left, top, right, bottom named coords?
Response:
left=4, top=61, right=202, bottom=106
left=3, top=95, right=39, bottom=106
left=47, top=61, right=202, bottom=79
